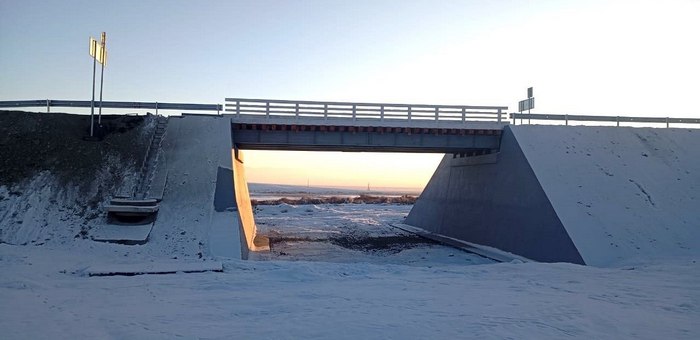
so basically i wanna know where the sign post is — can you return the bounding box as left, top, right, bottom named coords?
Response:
left=89, top=38, right=97, bottom=137
left=88, top=33, right=107, bottom=137
left=518, top=87, right=535, bottom=125
left=97, top=32, right=107, bottom=125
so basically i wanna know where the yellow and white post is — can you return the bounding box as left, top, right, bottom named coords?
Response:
left=88, top=33, right=107, bottom=137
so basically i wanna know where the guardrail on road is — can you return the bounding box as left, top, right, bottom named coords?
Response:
left=511, top=113, right=700, bottom=128
left=0, top=99, right=222, bottom=114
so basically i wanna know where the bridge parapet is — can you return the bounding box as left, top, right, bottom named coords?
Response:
left=225, top=98, right=508, bottom=130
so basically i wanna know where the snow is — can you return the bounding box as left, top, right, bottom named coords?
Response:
left=0, top=242, right=697, bottom=339
left=1, top=194, right=698, bottom=338
left=1, top=123, right=699, bottom=338
left=251, top=203, right=492, bottom=266
left=513, top=126, right=700, bottom=266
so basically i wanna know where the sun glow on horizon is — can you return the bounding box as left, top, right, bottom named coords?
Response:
left=243, top=150, right=443, bottom=190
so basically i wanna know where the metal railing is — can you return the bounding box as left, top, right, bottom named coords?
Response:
left=0, top=99, right=222, bottom=114
left=225, top=98, right=508, bottom=123
left=511, top=113, right=700, bottom=128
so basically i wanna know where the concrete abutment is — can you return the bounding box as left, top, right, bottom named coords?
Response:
left=406, top=125, right=700, bottom=266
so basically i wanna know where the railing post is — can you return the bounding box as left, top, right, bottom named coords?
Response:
left=565, top=114, right=569, bottom=126
left=324, top=104, right=328, bottom=120
left=236, top=100, right=240, bottom=117
left=462, top=108, right=466, bottom=124
left=266, top=101, right=270, bottom=119
left=616, top=116, right=620, bottom=127
left=666, top=117, right=669, bottom=128
left=380, top=105, right=384, bottom=121
left=497, top=109, right=502, bottom=123
left=295, top=103, right=299, bottom=119
left=408, top=106, right=412, bottom=121
left=46, top=99, right=50, bottom=113
left=352, top=104, right=356, bottom=121
left=155, top=102, right=159, bottom=116
left=512, top=112, right=516, bottom=125
left=434, top=107, right=439, bottom=121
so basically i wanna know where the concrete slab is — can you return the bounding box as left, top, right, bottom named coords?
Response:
left=91, top=223, right=154, bottom=245
left=86, top=261, right=223, bottom=276
left=391, top=223, right=529, bottom=263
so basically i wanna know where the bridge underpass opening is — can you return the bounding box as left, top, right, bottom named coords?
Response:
left=238, top=150, right=493, bottom=265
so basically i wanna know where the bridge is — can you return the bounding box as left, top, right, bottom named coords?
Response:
left=2, top=97, right=699, bottom=265
left=225, top=98, right=508, bottom=153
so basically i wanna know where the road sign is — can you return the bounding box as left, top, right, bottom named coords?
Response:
left=519, top=97, right=534, bottom=111
left=89, top=37, right=107, bottom=65
left=88, top=32, right=108, bottom=137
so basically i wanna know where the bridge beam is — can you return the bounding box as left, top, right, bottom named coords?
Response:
left=231, top=123, right=502, bottom=153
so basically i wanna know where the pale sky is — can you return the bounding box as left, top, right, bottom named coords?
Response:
left=2, top=0, right=698, bottom=189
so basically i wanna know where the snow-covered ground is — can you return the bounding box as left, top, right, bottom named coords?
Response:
left=1, top=241, right=697, bottom=339
left=0, top=198, right=697, bottom=339
left=251, top=203, right=492, bottom=266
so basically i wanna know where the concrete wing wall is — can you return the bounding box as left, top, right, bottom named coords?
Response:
left=150, top=115, right=243, bottom=259
left=514, top=126, right=700, bottom=266
left=405, top=126, right=584, bottom=264
left=232, top=147, right=257, bottom=260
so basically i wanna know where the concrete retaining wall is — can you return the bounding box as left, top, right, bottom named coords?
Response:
left=150, top=115, right=244, bottom=259
left=405, top=126, right=584, bottom=264
left=232, top=147, right=257, bottom=260
left=406, top=125, right=700, bottom=266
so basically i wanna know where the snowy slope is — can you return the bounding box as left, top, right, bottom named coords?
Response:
left=514, top=126, right=700, bottom=266
left=0, top=243, right=697, bottom=339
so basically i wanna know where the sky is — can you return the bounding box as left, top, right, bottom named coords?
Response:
left=2, top=0, right=699, bottom=189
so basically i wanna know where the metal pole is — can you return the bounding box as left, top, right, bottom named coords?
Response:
left=97, top=32, right=106, bottom=125
left=90, top=39, right=97, bottom=137
left=46, top=99, right=50, bottom=113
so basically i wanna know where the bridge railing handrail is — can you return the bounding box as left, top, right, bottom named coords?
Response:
left=225, top=98, right=508, bottom=123
left=510, top=113, right=700, bottom=128
left=0, top=99, right=222, bottom=113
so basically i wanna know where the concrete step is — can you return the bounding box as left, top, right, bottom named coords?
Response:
left=110, top=198, right=159, bottom=206
left=105, top=204, right=159, bottom=215
left=91, top=222, right=154, bottom=245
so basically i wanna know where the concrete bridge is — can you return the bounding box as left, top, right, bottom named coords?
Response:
left=3, top=97, right=698, bottom=266
left=226, top=98, right=508, bottom=153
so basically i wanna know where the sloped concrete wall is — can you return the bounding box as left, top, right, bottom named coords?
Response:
left=232, top=147, right=257, bottom=260
left=405, top=127, right=584, bottom=264
left=150, top=115, right=243, bottom=259
left=406, top=125, right=700, bottom=266
left=515, top=126, right=700, bottom=266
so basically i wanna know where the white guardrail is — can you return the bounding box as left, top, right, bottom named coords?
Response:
left=511, top=113, right=700, bottom=128
left=225, top=98, right=508, bottom=123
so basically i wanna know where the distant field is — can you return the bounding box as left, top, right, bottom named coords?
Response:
left=248, top=182, right=422, bottom=201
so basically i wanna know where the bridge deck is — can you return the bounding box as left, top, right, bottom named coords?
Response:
left=228, top=114, right=508, bottom=131
left=231, top=120, right=504, bottom=153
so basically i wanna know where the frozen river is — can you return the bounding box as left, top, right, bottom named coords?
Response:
left=251, top=203, right=493, bottom=266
